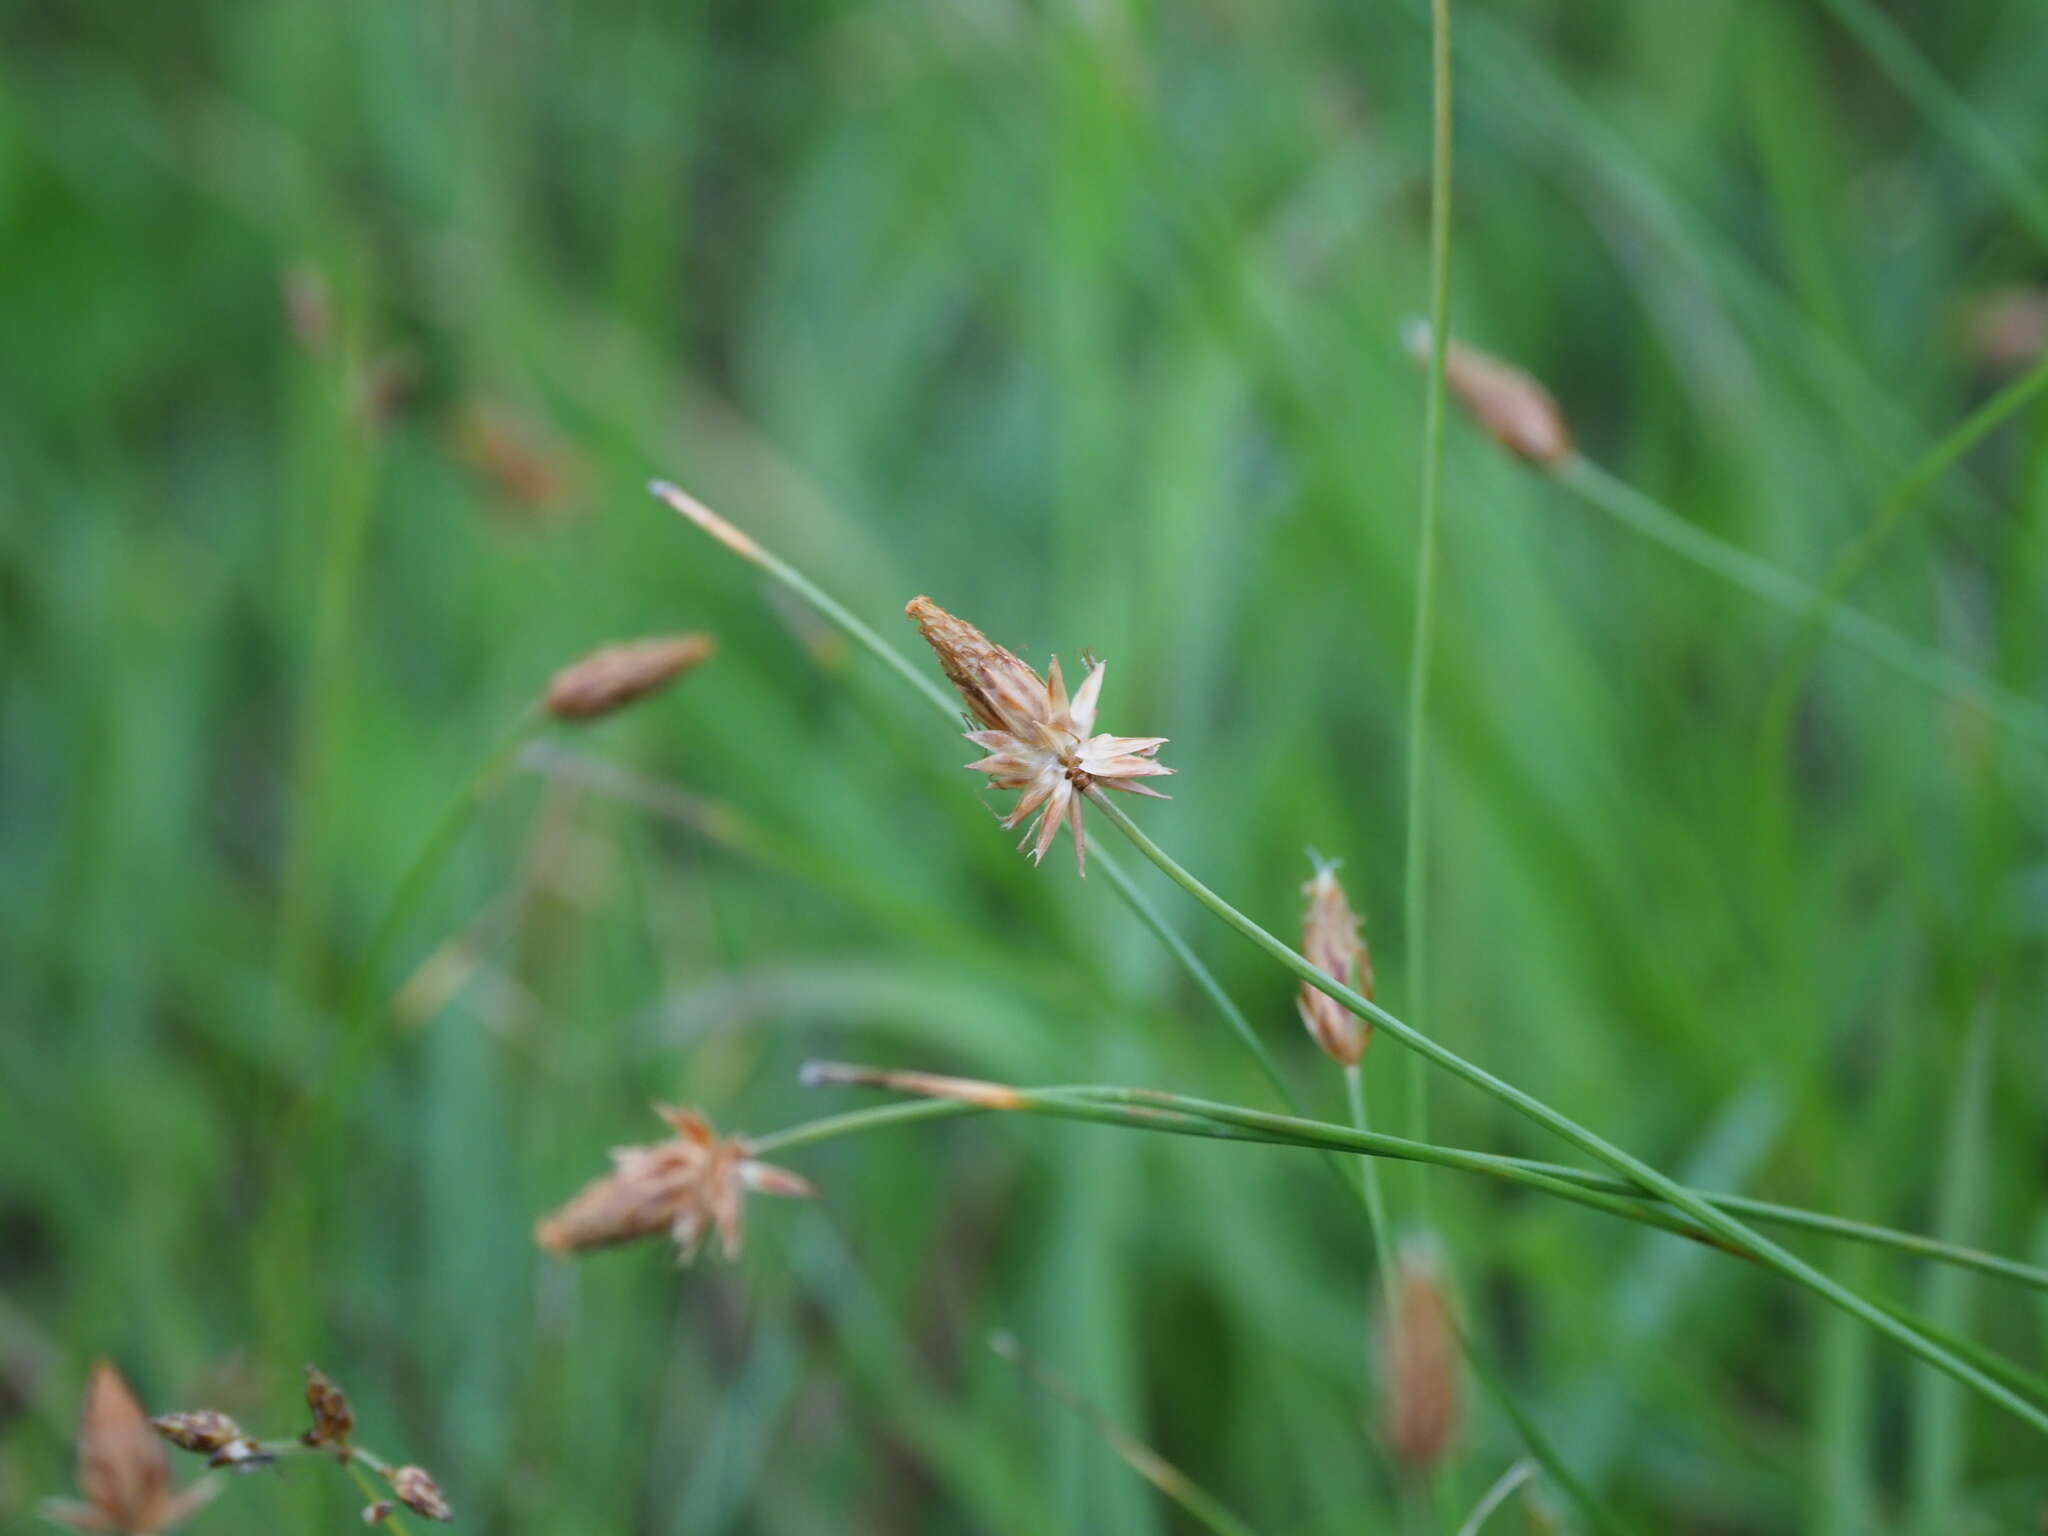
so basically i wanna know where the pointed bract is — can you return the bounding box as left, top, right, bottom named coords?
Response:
left=43, top=1363, right=217, bottom=1535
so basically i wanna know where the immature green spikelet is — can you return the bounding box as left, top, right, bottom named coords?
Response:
left=907, top=596, right=1172, bottom=874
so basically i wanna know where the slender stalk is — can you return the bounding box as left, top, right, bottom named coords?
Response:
left=324, top=702, right=544, bottom=1101
left=1347, top=1063, right=1400, bottom=1298
left=777, top=1069, right=2048, bottom=1294
left=1403, top=0, right=1456, bottom=1158
left=1081, top=786, right=2048, bottom=1437
left=651, top=481, right=959, bottom=718
left=1553, top=453, right=2048, bottom=748
left=990, top=1332, right=1262, bottom=1536
left=1456, top=1460, right=1534, bottom=1536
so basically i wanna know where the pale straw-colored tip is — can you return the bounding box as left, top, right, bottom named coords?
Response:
left=1401, top=319, right=1573, bottom=469
left=649, top=479, right=763, bottom=560
left=801, top=1060, right=1024, bottom=1109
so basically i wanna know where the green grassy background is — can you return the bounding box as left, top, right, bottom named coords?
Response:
left=4, top=1, right=2047, bottom=1530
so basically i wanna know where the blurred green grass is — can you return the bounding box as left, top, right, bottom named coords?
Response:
left=3, top=1, right=2046, bottom=1530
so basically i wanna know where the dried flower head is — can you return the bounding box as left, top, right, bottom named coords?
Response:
left=1403, top=321, right=1572, bottom=468
left=386, top=1465, right=454, bottom=1523
left=544, top=634, right=714, bottom=721
left=301, top=1366, right=354, bottom=1450
left=907, top=596, right=1172, bottom=873
left=1377, top=1239, right=1460, bottom=1476
left=536, top=1105, right=813, bottom=1264
left=1298, top=857, right=1372, bottom=1067
left=42, top=1363, right=217, bottom=1535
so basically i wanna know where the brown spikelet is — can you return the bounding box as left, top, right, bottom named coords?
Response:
left=1404, top=322, right=1572, bottom=468
left=905, top=595, right=1047, bottom=734
left=1377, top=1240, right=1460, bottom=1476
left=387, top=1465, right=454, bottom=1523
left=536, top=1105, right=813, bottom=1264
left=544, top=634, right=714, bottom=721
left=452, top=398, right=583, bottom=511
left=301, top=1366, right=354, bottom=1450
left=43, top=1363, right=217, bottom=1534
left=1298, top=858, right=1370, bottom=1067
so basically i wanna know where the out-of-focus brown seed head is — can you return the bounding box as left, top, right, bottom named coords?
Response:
left=43, top=1363, right=217, bottom=1534
left=535, top=1105, right=813, bottom=1265
left=280, top=264, right=334, bottom=352
left=387, top=1465, right=454, bottom=1523
left=1377, top=1239, right=1460, bottom=1477
left=1403, top=321, right=1572, bottom=468
left=362, top=1499, right=397, bottom=1524
left=1298, top=858, right=1371, bottom=1067
left=544, top=634, right=714, bottom=721
left=452, top=398, right=584, bottom=513
left=301, top=1365, right=354, bottom=1450
left=1965, top=286, right=2048, bottom=373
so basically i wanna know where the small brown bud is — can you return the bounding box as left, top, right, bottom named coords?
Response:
left=1377, top=1239, right=1460, bottom=1476
left=1297, top=858, right=1370, bottom=1067
left=301, top=1365, right=355, bottom=1449
left=363, top=1499, right=396, bottom=1524
left=1965, top=286, right=2048, bottom=372
left=387, top=1465, right=454, bottom=1522
left=1403, top=321, right=1572, bottom=467
left=150, top=1410, right=246, bottom=1456
left=904, top=596, right=1049, bottom=735
left=544, top=634, right=714, bottom=721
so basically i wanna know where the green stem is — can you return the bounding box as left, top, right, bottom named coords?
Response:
left=1553, top=453, right=2048, bottom=748
left=1347, top=1063, right=1400, bottom=1298
left=1081, top=787, right=2048, bottom=1437
left=767, top=1074, right=2048, bottom=1295
left=1403, top=0, right=1456, bottom=1159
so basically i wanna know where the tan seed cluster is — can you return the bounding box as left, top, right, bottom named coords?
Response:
left=544, top=634, right=714, bottom=721
left=536, top=1105, right=813, bottom=1264
left=1403, top=321, right=1572, bottom=468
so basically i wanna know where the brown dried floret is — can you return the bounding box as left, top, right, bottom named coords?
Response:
left=387, top=1465, right=454, bottom=1523
left=301, top=1365, right=354, bottom=1450
left=1404, top=321, right=1572, bottom=468
left=907, top=596, right=1172, bottom=873
left=42, top=1362, right=217, bottom=1534
left=536, top=1105, right=813, bottom=1264
left=544, top=634, right=714, bottom=721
